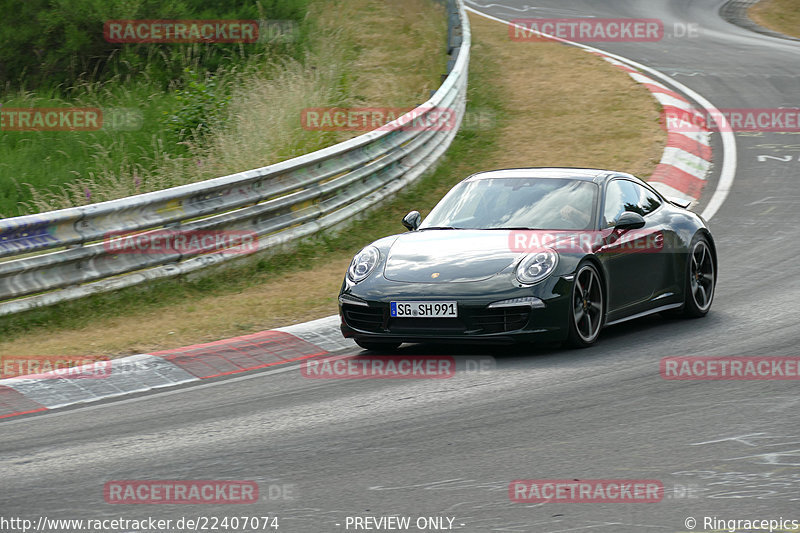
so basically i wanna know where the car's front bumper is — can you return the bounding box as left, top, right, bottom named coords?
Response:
left=339, top=275, right=572, bottom=345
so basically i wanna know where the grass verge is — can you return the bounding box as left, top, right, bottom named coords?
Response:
left=749, top=0, right=800, bottom=38
left=0, top=12, right=665, bottom=357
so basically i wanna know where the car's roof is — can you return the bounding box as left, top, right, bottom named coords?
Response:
left=464, top=168, right=634, bottom=183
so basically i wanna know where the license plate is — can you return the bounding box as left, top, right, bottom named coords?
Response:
left=390, top=301, right=457, bottom=318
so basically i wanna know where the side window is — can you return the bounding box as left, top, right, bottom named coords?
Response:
left=603, top=180, right=640, bottom=227
left=637, top=184, right=662, bottom=215
left=603, top=180, right=661, bottom=227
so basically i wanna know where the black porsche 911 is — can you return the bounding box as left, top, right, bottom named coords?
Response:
left=338, top=168, right=717, bottom=349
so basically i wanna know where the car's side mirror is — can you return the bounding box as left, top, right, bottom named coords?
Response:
left=614, top=211, right=646, bottom=231
left=402, top=210, right=421, bottom=231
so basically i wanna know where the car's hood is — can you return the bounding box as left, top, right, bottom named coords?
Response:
left=383, top=230, right=520, bottom=283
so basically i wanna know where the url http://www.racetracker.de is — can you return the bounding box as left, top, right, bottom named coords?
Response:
left=0, top=515, right=280, bottom=532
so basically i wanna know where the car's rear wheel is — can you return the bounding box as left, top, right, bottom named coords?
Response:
left=682, top=235, right=715, bottom=317
left=355, top=339, right=402, bottom=352
left=565, top=262, right=604, bottom=348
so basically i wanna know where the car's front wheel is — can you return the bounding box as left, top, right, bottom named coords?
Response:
left=354, top=339, right=402, bottom=352
left=565, top=262, right=604, bottom=348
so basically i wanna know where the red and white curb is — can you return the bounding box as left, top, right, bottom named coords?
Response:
left=0, top=315, right=353, bottom=419
left=596, top=55, right=712, bottom=205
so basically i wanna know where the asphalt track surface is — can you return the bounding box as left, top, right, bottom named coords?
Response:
left=2, top=1, right=800, bottom=532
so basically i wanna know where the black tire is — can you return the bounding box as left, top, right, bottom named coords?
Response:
left=564, top=262, right=604, bottom=348
left=354, top=339, right=402, bottom=352
left=681, top=234, right=715, bottom=317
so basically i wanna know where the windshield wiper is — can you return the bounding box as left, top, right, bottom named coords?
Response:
left=419, top=226, right=459, bottom=231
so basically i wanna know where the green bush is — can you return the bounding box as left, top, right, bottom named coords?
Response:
left=164, top=68, right=231, bottom=143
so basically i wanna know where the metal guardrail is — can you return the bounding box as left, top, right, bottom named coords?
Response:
left=0, top=0, right=470, bottom=317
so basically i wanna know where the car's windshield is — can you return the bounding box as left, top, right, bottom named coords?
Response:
left=419, top=177, right=598, bottom=230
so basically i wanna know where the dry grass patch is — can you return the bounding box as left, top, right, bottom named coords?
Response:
left=750, top=0, right=800, bottom=39
left=469, top=15, right=664, bottom=176
left=315, top=0, right=447, bottom=107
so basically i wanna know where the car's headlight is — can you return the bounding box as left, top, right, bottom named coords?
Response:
left=515, top=249, right=558, bottom=285
left=348, top=246, right=380, bottom=283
